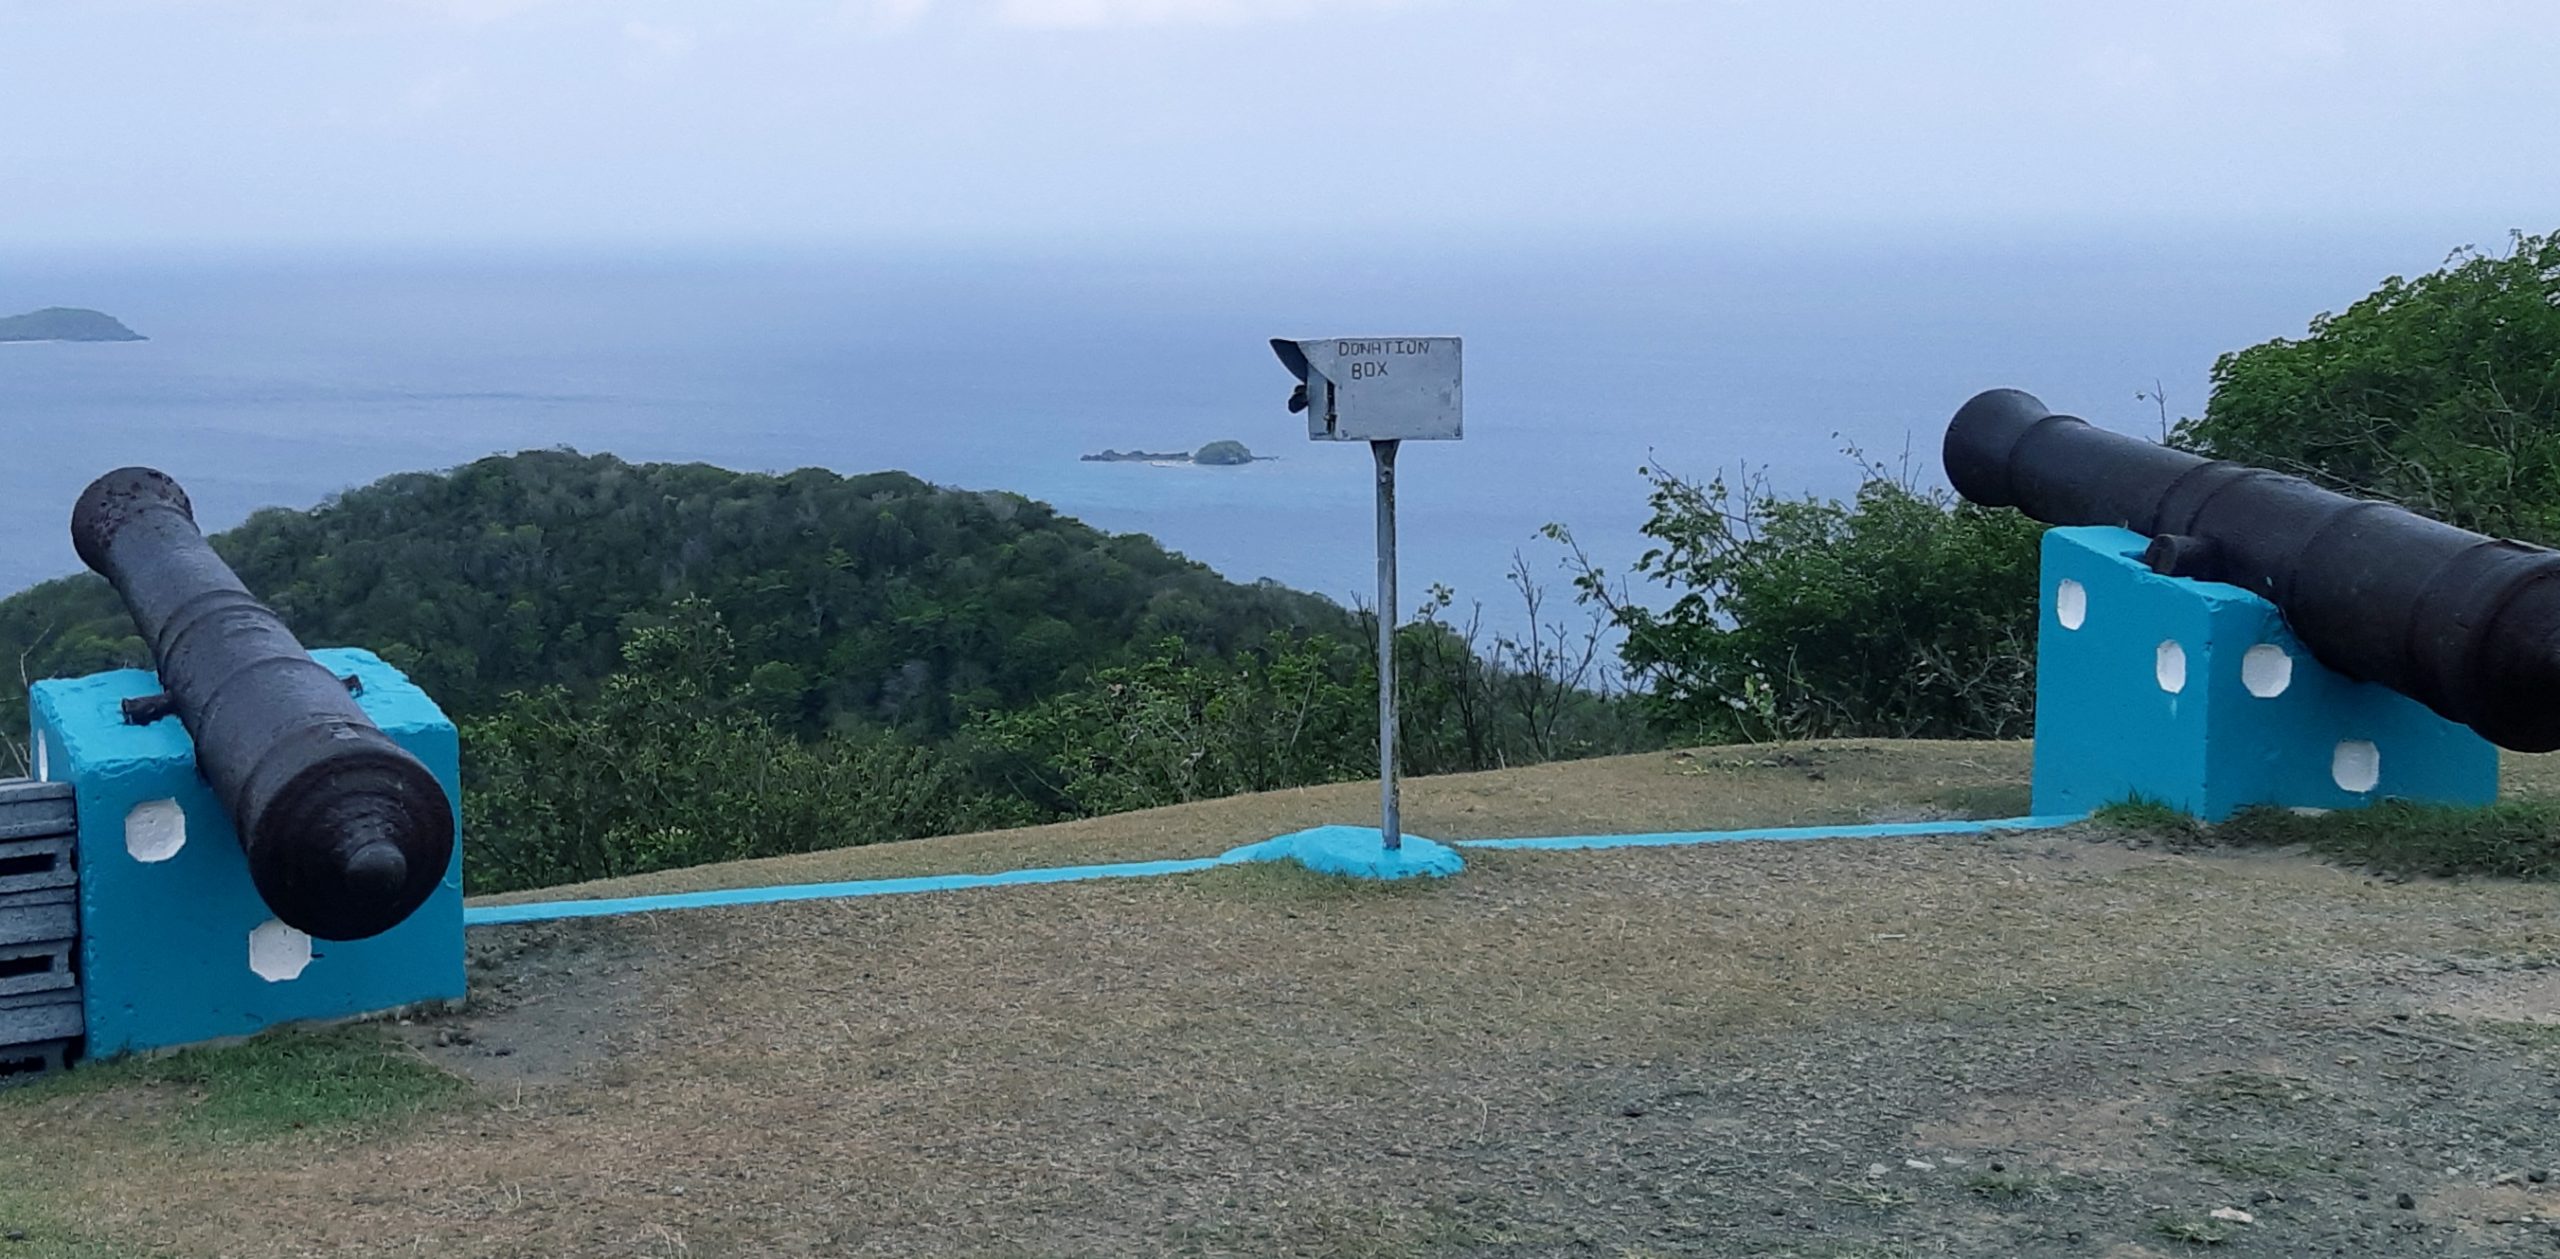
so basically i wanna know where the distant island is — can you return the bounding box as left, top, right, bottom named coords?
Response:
left=1082, top=440, right=1262, bottom=466
left=0, top=308, right=145, bottom=343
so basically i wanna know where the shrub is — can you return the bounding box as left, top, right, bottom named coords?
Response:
left=967, top=633, right=1374, bottom=817
left=1557, top=456, right=2044, bottom=742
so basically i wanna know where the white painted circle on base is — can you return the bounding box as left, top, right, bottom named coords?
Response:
left=2243, top=644, right=2294, bottom=698
left=124, top=799, right=186, bottom=864
left=2155, top=640, right=2188, bottom=694
left=2056, top=579, right=2088, bottom=630
left=249, top=920, right=313, bottom=983
left=2333, top=740, right=2382, bottom=794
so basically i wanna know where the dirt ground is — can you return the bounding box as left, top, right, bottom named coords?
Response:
left=15, top=741, right=2560, bottom=1257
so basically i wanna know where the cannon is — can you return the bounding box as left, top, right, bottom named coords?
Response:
left=1945, top=388, right=2560, bottom=753
left=71, top=468, right=454, bottom=940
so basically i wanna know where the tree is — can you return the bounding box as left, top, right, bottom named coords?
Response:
left=2173, top=230, right=2560, bottom=543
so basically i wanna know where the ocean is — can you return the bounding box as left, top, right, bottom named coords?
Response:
left=0, top=230, right=2474, bottom=629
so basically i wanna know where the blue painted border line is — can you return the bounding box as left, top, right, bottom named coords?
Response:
left=465, top=855, right=1233, bottom=925
left=1454, top=814, right=2087, bottom=852
left=464, top=813, right=2086, bottom=927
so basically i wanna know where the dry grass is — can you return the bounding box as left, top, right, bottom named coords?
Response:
left=2504, top=750, right=2560, bottom=798
left=12, top=741, right=2560, bottom=1257
left=472, top=738, right=2035, bottom=906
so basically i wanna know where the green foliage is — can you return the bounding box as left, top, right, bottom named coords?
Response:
left=2218, top=798, right=2560, bottom=881
left=1558, top=458, right=2044, bottom=742
left=970, top=633, right=1374, bottom=817
left=2173, top=230, right=2560, bottom=543
left=464, top=598, right=1027, bottom=893
left=971, top=584, right=1655, bottom=822
left=1191, top=439, right=1256, bottom=466
left=0, top=450, right=1352, bottom=772
left=3, top=1024, right=461, bottom=1141
left=2092, top=796, right=2204, bottom=839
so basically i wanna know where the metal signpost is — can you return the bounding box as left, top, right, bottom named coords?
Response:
left=1270, top=337, right=1463, bottom=853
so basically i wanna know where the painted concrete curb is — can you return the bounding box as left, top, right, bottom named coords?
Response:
left=1223, top=825, right=1466, bottom=880
left=1454, top=815, right=2088, bottom=852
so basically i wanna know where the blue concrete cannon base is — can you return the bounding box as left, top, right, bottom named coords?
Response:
left=26, top=648, right=464, bottom=1060
left=2031, top=526, right=2498, bottom=821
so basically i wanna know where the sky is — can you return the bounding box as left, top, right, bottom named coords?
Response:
left=3, top=0, right=2558, bottom=249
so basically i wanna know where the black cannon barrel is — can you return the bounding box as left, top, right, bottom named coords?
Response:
left=71, top=468, right=454, bottom=940
left=1945, top=388, right=2560, bottom=752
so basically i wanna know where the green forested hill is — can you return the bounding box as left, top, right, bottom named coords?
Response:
left=0, top=450, right=1350, bottom=745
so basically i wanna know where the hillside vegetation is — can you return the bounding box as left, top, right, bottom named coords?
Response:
left=2173, top=229, right=2560, bottom=544
left=0, top=450, right=1348, bottom=740
left=0, top=451, right=1646, bottom=891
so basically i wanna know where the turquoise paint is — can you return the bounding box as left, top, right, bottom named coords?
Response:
left=469, top=855, right=1235, bottom=925
left=1455, top=814, right=2086, bottom=851
left=1221, top=825, right=1465, bottom=879
left=28, top=648, right=465, bottom=1058
left=2031, top=526, right=2497, bottom=821
left=471, top=826, right=1456, bottom=926
left=469, top=816, right=2079, bottom=926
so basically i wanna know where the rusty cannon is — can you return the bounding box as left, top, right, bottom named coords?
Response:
left=70, top=467, right=455, bottom=940
left=1944, top=388, right=2560, bottom=753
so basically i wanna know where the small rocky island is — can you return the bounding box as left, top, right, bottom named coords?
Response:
left=1082, top=440, right=1261, bottom=466
left=0, top=308, right=145, bottom=343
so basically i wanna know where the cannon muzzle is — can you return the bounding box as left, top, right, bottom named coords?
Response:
left=1945, top=389, right=2560, bottom=752
left=71, top=468, right=454, bottom=940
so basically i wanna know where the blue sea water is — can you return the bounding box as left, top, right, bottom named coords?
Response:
left=0, top=230, right=2476, bottom=626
